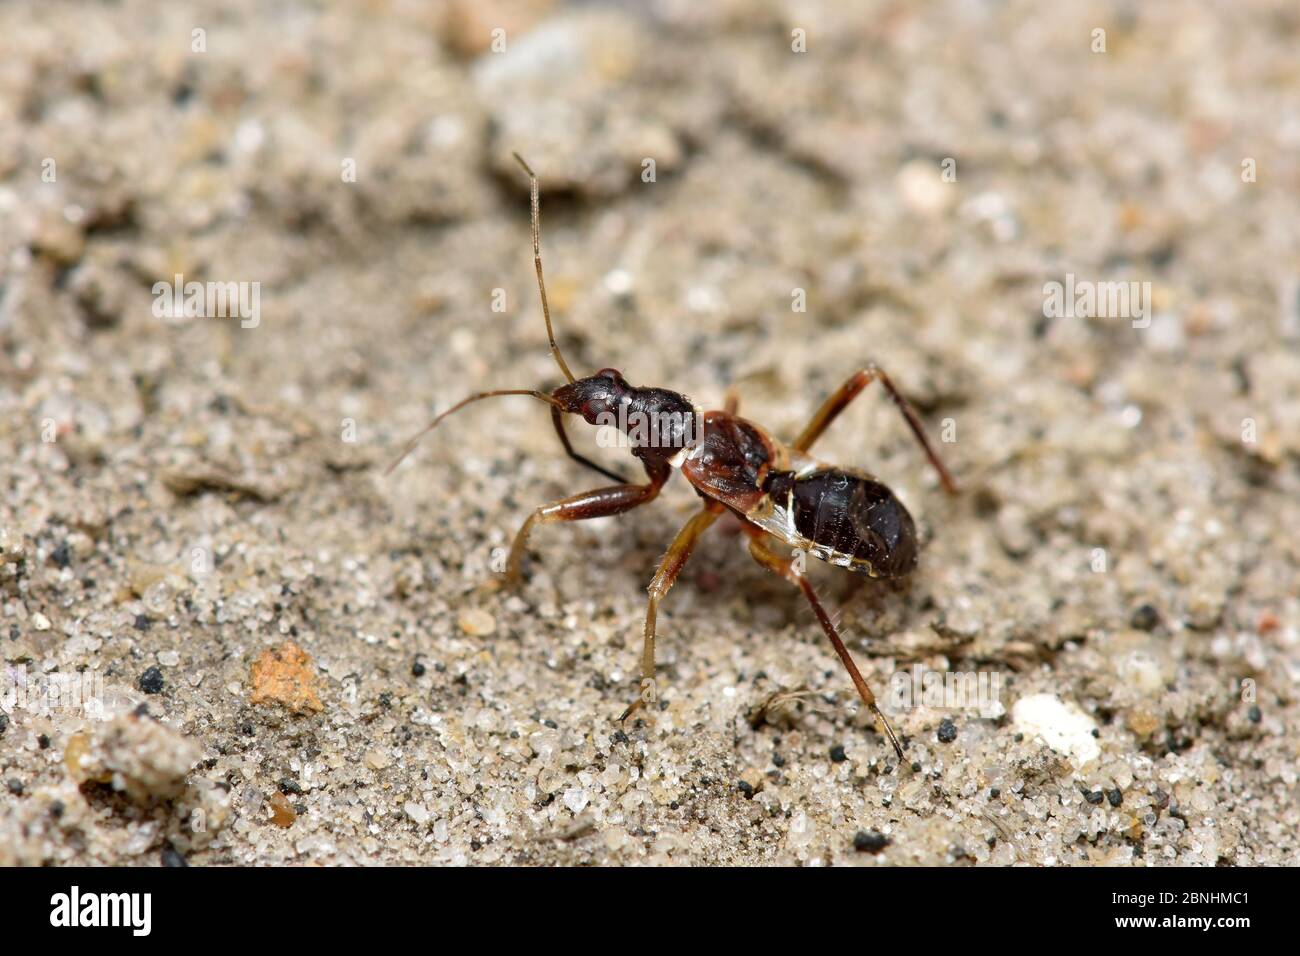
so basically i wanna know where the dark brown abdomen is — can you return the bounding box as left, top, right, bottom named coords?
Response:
left=783, top=468, right=918, bottom=578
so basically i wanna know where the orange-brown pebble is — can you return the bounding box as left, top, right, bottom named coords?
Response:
left=268, top=791, right=297, bottom=827
left=250, top=641, right=323, bottom=714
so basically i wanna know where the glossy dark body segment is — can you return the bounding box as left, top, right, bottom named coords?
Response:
left=767, top=467, right=918, bottom=578
left=552, top=369, right=697, bottom=479
left=680, top=411, right=775, bottom=513
left=623, top=385, right=697, bottom=466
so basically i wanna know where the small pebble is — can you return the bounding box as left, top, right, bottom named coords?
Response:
left=829, top=744, right=847, bottom=762
left=1084, top=789, right=1104, bottom=805
left=411, top=660, right=426, bottom=677
left=1011, top=694, right=1100, bottom=767
left=7, top=778, right=23, bottom=795
left=161, top=844, right=188, bottom=867
left=937, top=718, right=958, bottom=743
left=853, top=830, right=890, bottom=854
left=1247, top=705, right=1262, bottom=724
left=562, top=787, right=589, bottom=813
left=139, top=666, right=165, bottom=694
left=268, top=791, right=296, bottom=827
left=133, top=614, right=152, bottom=631
left=64, top=714, right=199, bottom=801
left=249, top=641, right=323, bottom=714
left=1130, top=604, right=1160, bottom=631
left=32, top=612, right=52, bottom=631
left=1106, top=788, right=1123, bottom=807
left=458, top=608, right=497, bottom=636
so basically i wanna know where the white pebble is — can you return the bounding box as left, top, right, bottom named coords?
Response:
left=604, top=268, right=633, bottom=295
left=897, top=159, right=955, bottom=215
left=563, top=787, right=589, bottom=814
left=1012, top=693, right=1101, bottom=767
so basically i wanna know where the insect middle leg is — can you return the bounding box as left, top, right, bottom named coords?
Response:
left=745, top=529, right=906, bottom=761
left=506, top=480, right=663, bottom=588
left=793, top=364, right=958, bottom=494
left=620, top=501, right=723, bottom=722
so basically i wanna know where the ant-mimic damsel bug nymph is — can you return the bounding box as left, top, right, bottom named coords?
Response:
left=388, top=153, right=960, bottom=763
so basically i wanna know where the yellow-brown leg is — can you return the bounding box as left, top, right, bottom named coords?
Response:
left=620, top=502, right=723, bottom=721
left=506, top=480, right=662, bottom=588
left=746, top=530, right=905, bottom=760
left=793, top=364, right=958, bottom=494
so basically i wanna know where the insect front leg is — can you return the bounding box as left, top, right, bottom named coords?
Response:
left=505, top=480, right=663, bottom=589
left=745, top=529, right=906, bottom=761
left=793, top=364, right=958, bottom=494
left=619, top=502, right=723, bottom=724
left=549, top=405, right=625, bottom=482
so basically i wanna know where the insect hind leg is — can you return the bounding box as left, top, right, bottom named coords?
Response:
left=793, top=364, right=958, bottom=495
left=745, top=530, right=905, bottom=762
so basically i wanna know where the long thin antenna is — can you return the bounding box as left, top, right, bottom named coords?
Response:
left=512, top=152, right=576, bottom=384
left=385, top=389, right=563, bottom=475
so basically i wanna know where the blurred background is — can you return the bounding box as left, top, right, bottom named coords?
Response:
left=0, top=1, right=1297, bottom=865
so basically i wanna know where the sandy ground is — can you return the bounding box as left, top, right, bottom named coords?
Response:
left=1, top=0, right=1298, bottom=866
